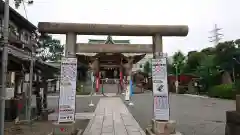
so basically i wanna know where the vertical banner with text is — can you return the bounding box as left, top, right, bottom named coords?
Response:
left=151, top=54, right=170, bottom=120
left=58, top=57, right=77, bottom=123
left=125, top=76, right=130, bottom=101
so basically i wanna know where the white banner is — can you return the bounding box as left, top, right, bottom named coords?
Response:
left=58, top=57, right=77, bottom=123
left=125, top=84, right=130, bottom=101
left=151, top=55, right=170, bottom=120
left=153, top=96, right=170, bottom=120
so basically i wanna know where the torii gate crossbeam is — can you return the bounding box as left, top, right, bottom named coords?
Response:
left=38, top=22, right=189, bottom=56
left=38, top=22, right=188, bottom=36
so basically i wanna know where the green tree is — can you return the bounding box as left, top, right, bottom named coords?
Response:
left=214, top=41, right=238, bottom=84
left=172, top=51, right=186, bottom=75
left=183, top=51, right=205, bottom=73
left=167, top=60, right=174, bottom=74
left=37, top=35, right=64, bottom=62
left=201, top=47, right=215, bottom=55
left=143, top=61, right=151, bottom=76
left=196, top=55, right=221, bottom=90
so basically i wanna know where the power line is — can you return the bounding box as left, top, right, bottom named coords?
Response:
left=208, top=24, right=223, bottom=46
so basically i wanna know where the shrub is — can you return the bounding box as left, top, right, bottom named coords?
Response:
left=76, top=81, right=82, bottom=92
left=234, top=79, right=240, bottom=94
left=208, top=84, right=235, bottom=99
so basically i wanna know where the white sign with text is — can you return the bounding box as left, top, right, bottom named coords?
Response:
left=58, top=57, right=77, bottom=123
left=151, top=55, right=170, bottom=120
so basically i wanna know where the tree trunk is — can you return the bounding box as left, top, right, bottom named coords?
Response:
left=222, top=71, right=233, bottom=84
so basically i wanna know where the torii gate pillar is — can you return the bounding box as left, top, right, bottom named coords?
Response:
left=65, top=32, right=77, bottom=57
left=149, top=34, right=180, bottom=135
left=152, top=34, right=163, bottom=58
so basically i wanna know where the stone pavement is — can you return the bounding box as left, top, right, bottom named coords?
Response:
left=83, top=97, right=146, bottom=135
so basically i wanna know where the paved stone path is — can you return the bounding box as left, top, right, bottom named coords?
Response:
left=83, top=97, right=146, bottom=135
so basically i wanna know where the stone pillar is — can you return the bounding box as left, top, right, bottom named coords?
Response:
left=152, top=34, right=163, bottom=58
left=65, top=32, right=77, bottom=57
left=147, top=34, right=181, bottom=135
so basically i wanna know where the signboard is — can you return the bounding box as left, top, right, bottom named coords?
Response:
left=151, top=55, right=170, bottom=120
left=6, top=88, right=14, bottom=99
left=154, top=95, right=170, bottom=120
left=152, top=58, right=168, bottom=95
left=58, top=57, right=77, bottom=123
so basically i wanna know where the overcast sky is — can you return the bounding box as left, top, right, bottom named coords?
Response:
left=9, top=0, right=240, bottom=55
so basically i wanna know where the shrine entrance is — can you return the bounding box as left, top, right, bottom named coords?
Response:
left=38, top=22, right=189, bottom=135
left=38, top=22, right=188, bottom=95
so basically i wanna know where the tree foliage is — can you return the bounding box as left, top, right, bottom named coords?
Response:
left=143, top=61, right=151, bottom=75
left=184, top=51, right=205, bottom=73
left=37, top=35, right=64, bottom=62
left=172, top=51, right=186, bottom=75
left=169, top=39, right=240, bottom=96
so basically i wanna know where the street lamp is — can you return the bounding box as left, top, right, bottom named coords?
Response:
left=173, top=63, right=179, bottom=94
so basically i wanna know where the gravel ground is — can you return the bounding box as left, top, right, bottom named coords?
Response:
left=5, top=119, right=90, bottom=135
left=122, top=92, right=235, bottom=135
left=8, top=96, right=101, bottom=135
left=47, top=96, right=101, bottom=113
left=4, top=121, right=53, bottom=135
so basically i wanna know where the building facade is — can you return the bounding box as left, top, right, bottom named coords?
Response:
left=0, top=0, right=38, bottom=90
left=0, top=1, right=37, bottom=51
left=86, top=36, right=151, bottom=72
left=0, top=1, right=60, bottom=122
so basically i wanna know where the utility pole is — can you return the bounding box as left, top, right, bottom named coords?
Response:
left=209, top=24, right=223, bottom=46
left=26, top=39, right=35, bottom=123
left=173, top=63, right=178, bottom=94
left=0, top=0, right=9, bottom=135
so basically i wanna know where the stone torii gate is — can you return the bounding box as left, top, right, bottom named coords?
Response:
left=38, top=22, right=188, bottom=135
left=38, top=22, right=188, bottom=73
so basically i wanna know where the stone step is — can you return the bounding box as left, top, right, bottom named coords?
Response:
left=48, top=113, right=95, bottom=121
left=145, top=127, right=182, bottom=135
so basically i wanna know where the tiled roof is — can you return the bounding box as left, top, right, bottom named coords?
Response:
left=0, top=45, right=31, bottom=61
left=0, top=45, right=59, bottom=70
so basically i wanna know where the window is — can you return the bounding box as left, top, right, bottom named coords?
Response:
left=140, top=64, right=143, bottom=68
left=24, top=33, right=29, bottom=41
